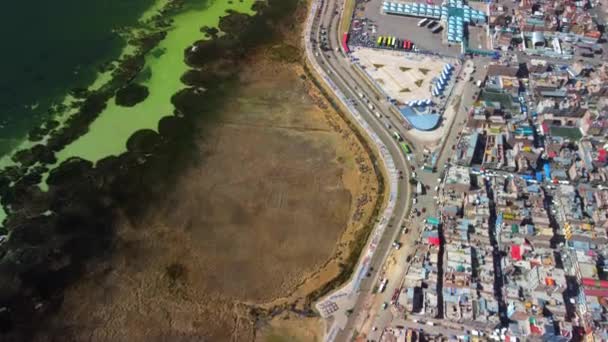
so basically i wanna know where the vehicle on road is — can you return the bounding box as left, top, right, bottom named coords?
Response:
left=382, top=302, right=388, bottom=310
left=378, top=278, right=388, bottom=293
left=418, top=18, right=429, bottom=27
left=432, top=26, right=443, bottom=34
left=393, top=131, right=403, bottom=141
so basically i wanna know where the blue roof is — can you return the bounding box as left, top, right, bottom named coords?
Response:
left=399, top=106, right=440, bottom=131
left=384, top=0, right=485, bottom=46
left=544, top=163, right=551, bottom=179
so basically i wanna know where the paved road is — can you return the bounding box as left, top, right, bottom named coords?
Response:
left=304, top=0, right=415, bottom=341
left=305, top=0, right=493, bottom=341
left=358, top=58, right=493, bottom=342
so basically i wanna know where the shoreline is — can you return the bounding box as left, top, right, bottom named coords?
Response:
left=0, top=1, right=271, bottom=338
left=0, top=0, right=255, bottom=224
left=53, top=0, right=255, bottom=164
left=0, top=0, right=165, bottom=167
left=0, top=0, right=170, bottom=225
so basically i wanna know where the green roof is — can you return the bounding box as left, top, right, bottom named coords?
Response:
left=511, top=224, right=519, bottom=234
left=550, top=126, right=583, bottom=141
left=480, top=89, right=516, bottom=110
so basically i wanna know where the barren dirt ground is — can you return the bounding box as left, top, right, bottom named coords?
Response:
left=255, top=312, right=323, bottom=342
left=35, top=42, right=381, bottom=341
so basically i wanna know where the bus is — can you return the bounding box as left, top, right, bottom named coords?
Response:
left=400, top=142, right=410, bottom=154
left=418, top=18, right=429, bottom=27
left=382, top=36, right=387, bottom=46
left=377, top=36, right=383, bottom=46
left=391, top=37, right=396, bottom=47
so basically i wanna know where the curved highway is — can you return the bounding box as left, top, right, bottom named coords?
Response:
left=305, top=0, right=484, bottom=340
left=304, top=0, right=413, bottom=341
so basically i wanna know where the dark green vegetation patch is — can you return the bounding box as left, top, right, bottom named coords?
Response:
left=0, top=0, right=304, bottom=339
left=115, top=83, right=150, bottom=107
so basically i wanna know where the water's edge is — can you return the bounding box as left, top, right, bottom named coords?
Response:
left=0, top=1, right=306, bottom=338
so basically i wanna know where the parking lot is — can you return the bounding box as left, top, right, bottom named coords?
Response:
left=352, top=0, right=462, bottom=57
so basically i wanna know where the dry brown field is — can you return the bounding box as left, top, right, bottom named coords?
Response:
left=34, top=26, right=381, bottom=342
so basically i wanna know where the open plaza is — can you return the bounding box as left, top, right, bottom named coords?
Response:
left=351, top=46, right=460, bottom=131
left=352, top=48, right=457, bottom=106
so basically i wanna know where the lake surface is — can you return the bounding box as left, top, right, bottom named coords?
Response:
left=0, top=0, right=156, bottom=156
left=0, top=0, right=255, bottom=223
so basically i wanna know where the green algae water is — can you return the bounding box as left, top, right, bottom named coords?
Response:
left=0, top=0, right=255, bottom=223
left=55, top=0, right=255, bottom=164
left=0, top=0, right=157, bottom=156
